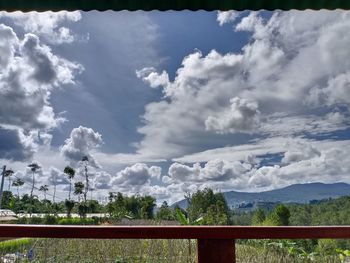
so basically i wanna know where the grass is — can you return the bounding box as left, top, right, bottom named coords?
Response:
left=0, top=238, right=344, bottom=262
left=0, top=238, right=34, bottom=254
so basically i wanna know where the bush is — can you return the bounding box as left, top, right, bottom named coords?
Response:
left=28, top=217, right=44, bottom=224
left=44, top=214, right=58, bottom=225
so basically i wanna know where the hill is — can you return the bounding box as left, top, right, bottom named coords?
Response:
left=173, top=182, right=350, bottom=209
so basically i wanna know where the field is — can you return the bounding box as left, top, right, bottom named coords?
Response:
left=0, top=238, right=343, bottom=263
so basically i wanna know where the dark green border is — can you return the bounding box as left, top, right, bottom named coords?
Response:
left=0, top=0, right=349, bottom=11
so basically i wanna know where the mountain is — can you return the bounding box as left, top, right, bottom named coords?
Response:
left=172, top=182, right=350, bottom=209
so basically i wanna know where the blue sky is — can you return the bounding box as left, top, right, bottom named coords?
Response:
left=1, top=10, right=350, bottom=204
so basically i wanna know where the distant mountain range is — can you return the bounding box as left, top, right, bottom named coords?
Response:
left=172, top=182, right=350, bottom=209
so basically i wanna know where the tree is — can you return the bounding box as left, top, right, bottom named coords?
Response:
left=27, top=163, right=41, bottom=199
left=274, top=204, right=291, bottom=226
left=27, top=163, right=41, bottom=215
left=156, top=201, right=175, bottom=221
left=65, top=199, right=75, bottom=218
left=74, top=181, right=84, bottom=201
left=4, top=169, right=14, bottom=191
left=252, top=208, right=266, bottom=225
left=39, top=185, right=49, bottom=200
left=64, top=166, right=75, bottom=201
left=263, top=204, right=291, bottom=226
left=74, top=181, right=86, bottom=218
left=81, top=156, right=89, bottom=204
left=186, top=188, right=230, bottom=225
left=12, top=178, right=24, bottom=197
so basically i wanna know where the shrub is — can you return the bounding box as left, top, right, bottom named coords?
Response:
left=44, top=214, right=58, bottom=225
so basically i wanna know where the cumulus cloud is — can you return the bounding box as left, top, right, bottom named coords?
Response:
left=168, top=159, right=251, bottom=183
left=0, top=26, right=82, bottom=130
left=47, top=166, right=69, bottom=185
left=60, top=126, right=103, bottom=168
left=0, top=11, right=82, bottom=44
left=93, top=171, right=112, bottom=190
left=0, top=22, right=82, bottom=161
left=217, top=11, right=239, bottom=26
left=309, top=72, right=350, bottom=108
left=0, top=128, right=37, bottom=161
left=111, top=163, right=162, bottom=193
left=282, top=141, right=321, bottom=163
left=205, top=97, right=260, bottom=134
left=128, top=10, right=350, bottom=163
left=136, top=67, right=170, bottom=90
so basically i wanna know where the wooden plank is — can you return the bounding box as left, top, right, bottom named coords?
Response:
left=197, top=239, right=235, bottom=263
left=1, top=225, right=350, bottom=239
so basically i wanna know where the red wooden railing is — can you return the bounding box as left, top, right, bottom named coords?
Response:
left=1, top=225, right=350, bottom=262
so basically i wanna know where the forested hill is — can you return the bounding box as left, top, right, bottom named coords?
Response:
left=288, top=195, right=350, bottom=225
left=173, top=182, right=350, bottom=209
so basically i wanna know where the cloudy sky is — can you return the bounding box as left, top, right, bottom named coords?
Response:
left=1, top=10, right=350, bottom=204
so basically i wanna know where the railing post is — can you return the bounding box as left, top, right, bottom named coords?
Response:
left=197, top=239, right=235, bottom=263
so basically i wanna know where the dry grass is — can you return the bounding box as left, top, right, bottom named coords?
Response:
left=0, top=238, right=342, bottom=262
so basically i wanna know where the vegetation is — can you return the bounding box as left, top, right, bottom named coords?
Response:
left=2, top=161, right=350, bottom=262
left=185, top=188, right=230, bottom=225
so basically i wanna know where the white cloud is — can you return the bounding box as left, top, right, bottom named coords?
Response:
left=129, top=10, right=350, bottom=163
left=0, top=22, right=82, bottom=161
left=168, top=159, right=251, bottom=183
left=282, top=141, right=321, bottom=163
left=217, top=11, right=239, bottom=26
left=93, top=171, right=112, bottom=190
left=0, top=11, right=82, bottom=44
left=60, top=126, right=103, bottom=168
left=205, top=97, right=260, bottom=134
left=136, top=67, right=170, bottom=90
left=47, top=166, right=68, bottom=185
left=111, top=163, right=162, bottom=193
left=0, top=27, right=81, bottom=130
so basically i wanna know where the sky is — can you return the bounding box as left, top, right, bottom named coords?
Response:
left=1, top=10, right=350, bottom=204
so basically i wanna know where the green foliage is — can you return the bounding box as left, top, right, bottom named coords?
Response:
left=74, top=181, right=85, bottom=196
left=175, top=208, right=190, bottom=225
left=43, top=214, right=58, bottom=224
left=262, top=204, right=291, bottom=226
left=186, top=188, right=230, bottom=225
left=57, top=217, right=99, bottom=225
left=78, top=203, right=89, bottom=218
left=0, top=238, right=33, bottom=254
left=107, top=192, right=156, bottom=220
left=156, top=201, right=175, bottom=221
left=289, top=196, right=350, bottom=226
left=336, top=248, right=350, bottom=263
left=252, top=208, right=266, bottom=225
left=65, top=199, right=75, bottom=217
left=0, top=190, right=13, bottom=209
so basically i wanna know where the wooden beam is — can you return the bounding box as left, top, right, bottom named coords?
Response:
left=1, top=225, right=350, bottom=239
left=197, top=239, right=235, bottom=263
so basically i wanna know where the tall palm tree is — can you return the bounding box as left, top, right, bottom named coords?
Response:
left=74, top=181, right=84, bottom=202
left=81, top=156, right=89, bottom=204
left=28, top=163, right=41, bottom=215
left=28, top=163, right=41, bottom=199
left=4, top=169, right=14, bottom=191
left=64, top=166, right=75, bottom=201
left=12, top=178, right=24, bottom=197
left=39, top=185, right=49, bottom=200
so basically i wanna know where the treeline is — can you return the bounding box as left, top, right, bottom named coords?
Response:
left=288, top=196, right=350, bottom=226
left=3, top=181, right=350, bottom=228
